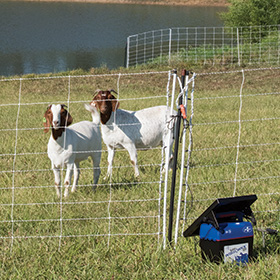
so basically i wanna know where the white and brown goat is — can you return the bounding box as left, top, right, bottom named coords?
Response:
left=44, top=104, right=101, bottom=197
left=90, top=90, right=175, bottom=178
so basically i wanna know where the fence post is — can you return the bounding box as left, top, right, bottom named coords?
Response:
left=126, top=37, right=130, bottom=68
left=124, top=43, right=127, bottom=68
left=237, top=27, right=241, bottom=66
left=163, top=69, right=177, bottom=249
left=168, top=69, right=187, bottom=245
left=174, top=71, right=190, bottom=245
left=169, top=28, right=172, bottom=64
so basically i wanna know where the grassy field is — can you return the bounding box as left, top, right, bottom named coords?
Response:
left=12, top=0, right=229, bottom=7
left=0, top=63, right=279, bottom=279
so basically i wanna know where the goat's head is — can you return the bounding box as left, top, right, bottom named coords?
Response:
left=90, top=90, right=119, bottom=124
left=44, top=104, right=73, bottom=134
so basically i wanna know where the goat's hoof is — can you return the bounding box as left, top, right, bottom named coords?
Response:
left=64, top=190, right=69, bottom=198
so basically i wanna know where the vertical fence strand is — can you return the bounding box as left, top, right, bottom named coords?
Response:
left=233, top=69, right=245, bottom=197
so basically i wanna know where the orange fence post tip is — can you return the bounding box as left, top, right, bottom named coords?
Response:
left=180, top=104, right=187, bottom=119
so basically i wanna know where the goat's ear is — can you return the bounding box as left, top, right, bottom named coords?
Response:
left=61, top=105, right=73, bottom=127
left=64, top=110, right=73, bottom=127
left=111, top=99, right=119, bottom=112
left=109, top=93, right=120, bottom=112
left=66, top=112, right=73, bottom=126
left=43, top=108, right=51, bottom=133
left=43, top=117, right=50, bottom=133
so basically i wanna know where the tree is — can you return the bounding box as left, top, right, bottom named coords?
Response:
left=220, top=0, right=280, bottom=27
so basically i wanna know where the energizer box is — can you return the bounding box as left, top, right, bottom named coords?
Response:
left=183, top=195, right=257, bottom=264
left=199, top=212, right=253, bottom=263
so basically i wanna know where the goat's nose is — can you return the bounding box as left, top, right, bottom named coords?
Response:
left=53, top=120, right=59, bottom=127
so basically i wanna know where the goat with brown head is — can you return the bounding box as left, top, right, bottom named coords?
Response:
left=44, top=104, right=73, bottom=140
left=89, top=89, right=176, bottom=178
left=90, top=90, right=119, bottom=124
left=44, top=103, right=102, bottom=198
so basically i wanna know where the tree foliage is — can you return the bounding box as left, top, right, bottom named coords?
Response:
left=220, top=0, right=280, bottom=27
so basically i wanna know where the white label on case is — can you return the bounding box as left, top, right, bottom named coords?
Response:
left=224, top=243, right=249, bottom=263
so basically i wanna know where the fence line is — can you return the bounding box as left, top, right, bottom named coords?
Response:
left=0, top=67, right=279, bottom=249
left=10, top=78, right=22, bottom=249
left=126, top=25, right=280, bottom=67
left=233, top=69, right=245, bottom=197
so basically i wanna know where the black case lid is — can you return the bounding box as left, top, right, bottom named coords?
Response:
left=183, top=194, right=257, bottom=237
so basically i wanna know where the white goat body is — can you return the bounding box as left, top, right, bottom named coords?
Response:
left=44, top=104, right=101, bottom=197
left=91, top=90, right=175, bottom=178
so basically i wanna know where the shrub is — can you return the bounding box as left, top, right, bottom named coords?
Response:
left=220, top=0, right=280, bottom=27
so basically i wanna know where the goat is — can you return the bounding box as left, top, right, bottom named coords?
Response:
left=90, top=90, right=175, bottom=178
left=44, top=104, right=102, bottom=197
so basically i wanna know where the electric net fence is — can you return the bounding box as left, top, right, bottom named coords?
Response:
left=0, top=67, right=279, bottom=250
left=126, top=25, right=280, bottom=68
left=0, top=71, right=171, bottom=250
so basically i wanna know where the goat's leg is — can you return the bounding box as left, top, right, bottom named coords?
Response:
left=105, top=145, right=115, bottom=179
left=92, top=163, right=101, bottom=192
left=123, top=143, right=139, bottom=178
left=53, top=166, right=61, bottom=198
left=64, top=164, right=74, bottom=197
left=71, top=163, right=80, bottom=193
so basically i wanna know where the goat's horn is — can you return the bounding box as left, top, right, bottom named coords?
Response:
left=110, top=89, right=118, bottom=95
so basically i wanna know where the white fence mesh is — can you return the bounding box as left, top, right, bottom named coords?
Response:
left=126, top=25, right=280, bottom=67
left=0, top=71, right=172, bottom=249
left=0, top=67, right=279, bottom=249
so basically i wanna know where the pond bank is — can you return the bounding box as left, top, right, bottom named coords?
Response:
left=10, top=0, right=229, bottom=7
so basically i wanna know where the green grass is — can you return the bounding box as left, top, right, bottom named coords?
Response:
left=0, top=64, right=279, bottom=279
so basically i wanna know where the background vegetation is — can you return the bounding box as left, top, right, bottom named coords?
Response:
left=220, top=0, right=280, bottom=27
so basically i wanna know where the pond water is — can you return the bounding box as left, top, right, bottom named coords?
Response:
left=0, top=1, right=226, bottom=76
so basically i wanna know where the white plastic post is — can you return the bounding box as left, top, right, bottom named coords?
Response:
left=168, top=28, right=172, bottom=64
left=237, top=27, right=241, bottom=66
left=163, top=70, right=177, bottom=249
left=174, top=73, right=189, bottom=245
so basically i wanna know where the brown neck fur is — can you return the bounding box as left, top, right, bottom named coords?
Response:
left=51, top=127, right=65, bottom=140
left=100, top=111, right=112, bottom=125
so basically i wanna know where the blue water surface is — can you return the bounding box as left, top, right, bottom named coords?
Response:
left=0, top=1, right=226, bottom=76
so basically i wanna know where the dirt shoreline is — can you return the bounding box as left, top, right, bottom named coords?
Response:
left=10, top=0, right=229, bottom=7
